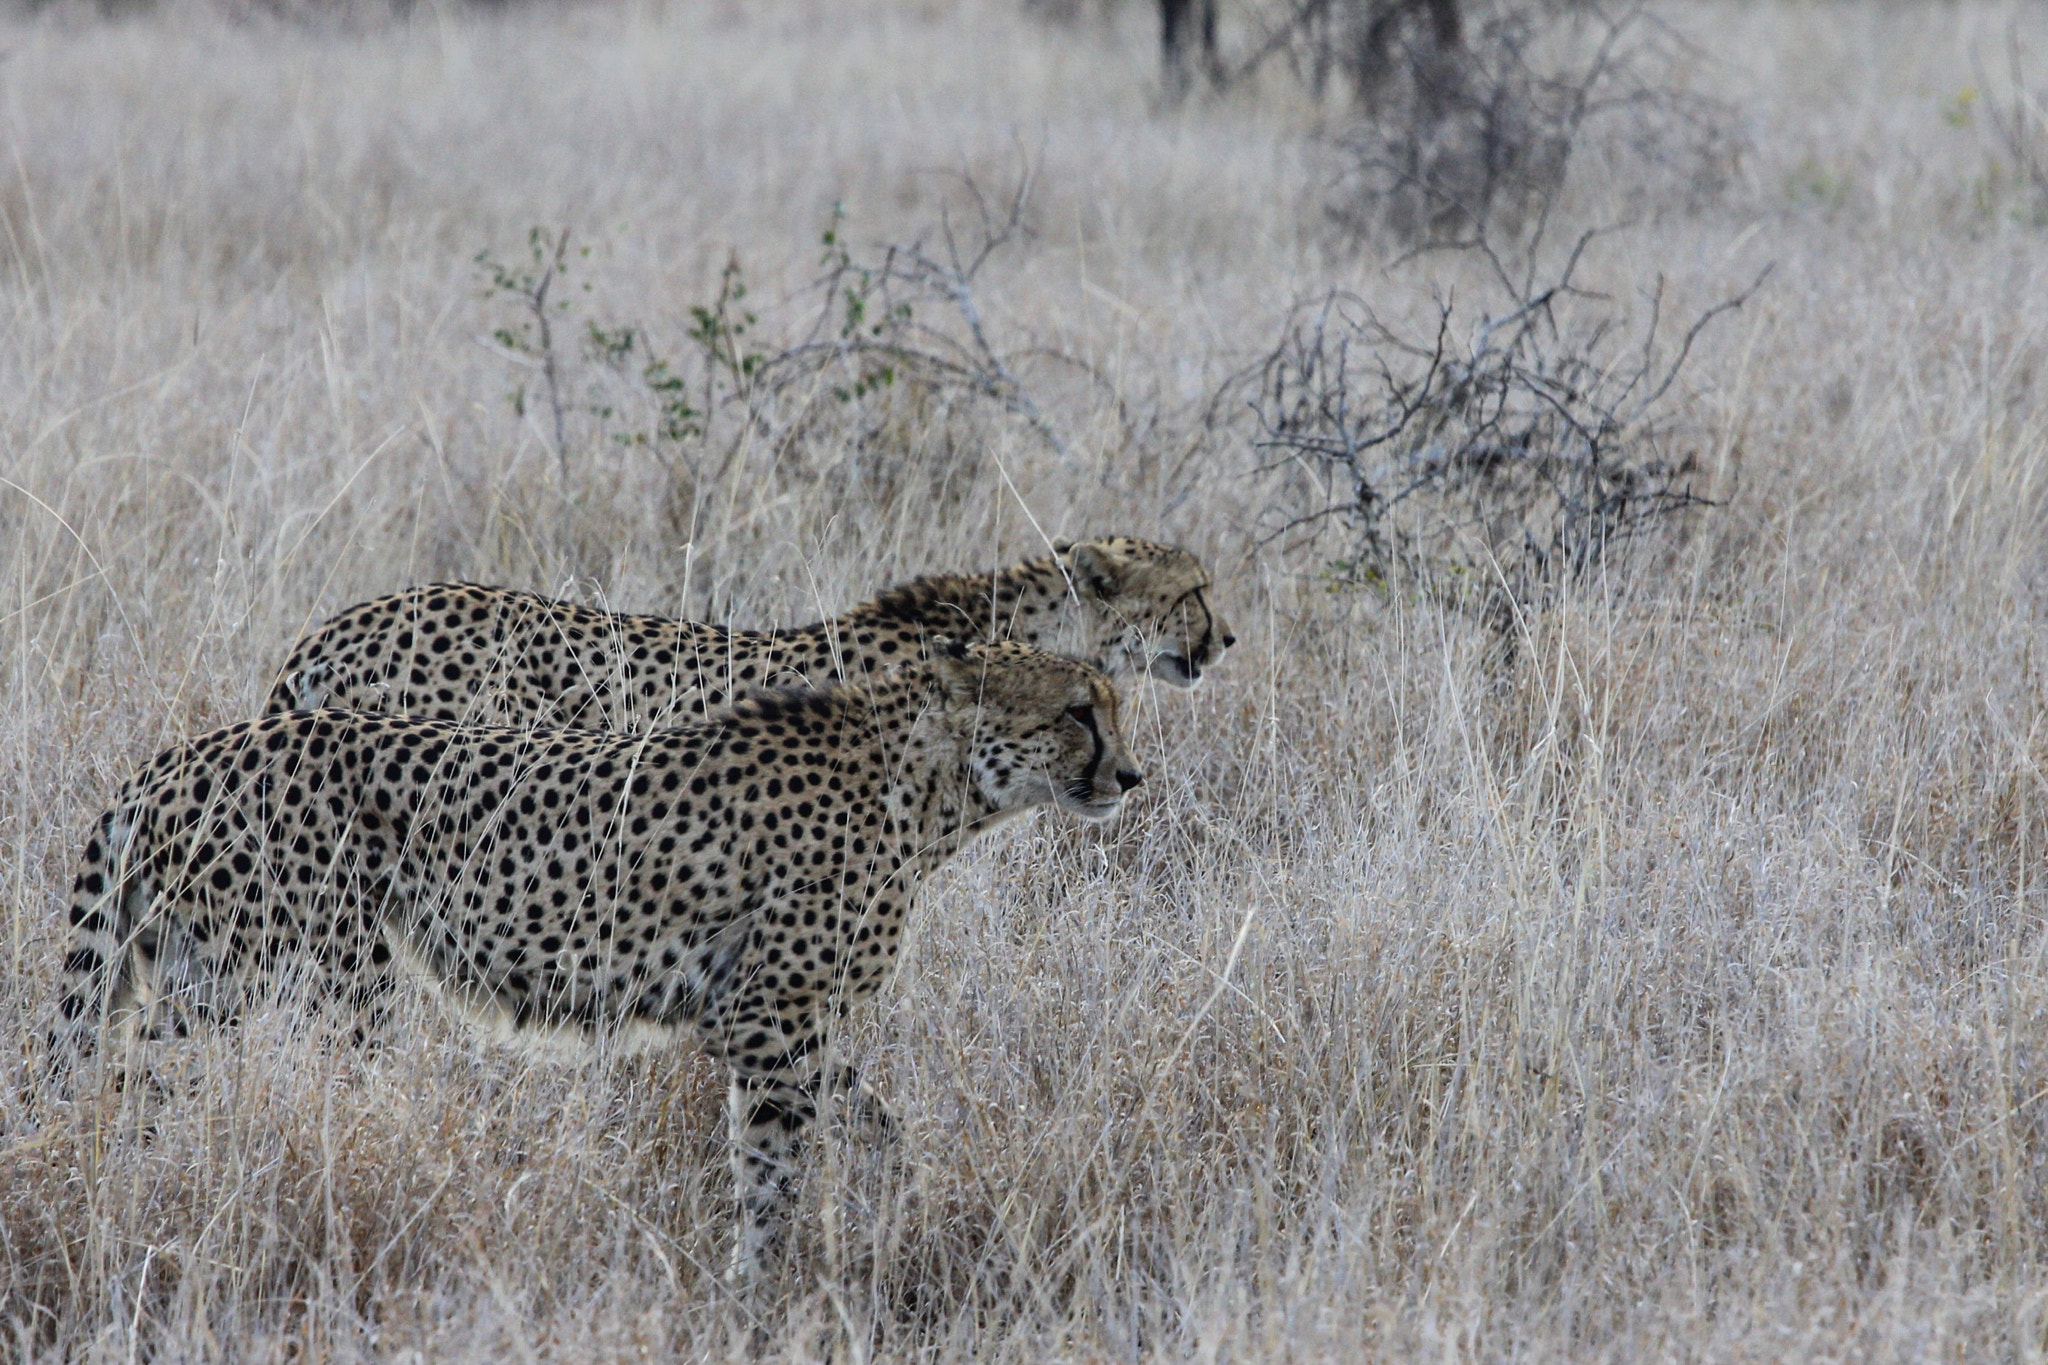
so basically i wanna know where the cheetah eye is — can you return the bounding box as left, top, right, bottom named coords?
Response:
left=1066, top=705, right=1095, bottom=727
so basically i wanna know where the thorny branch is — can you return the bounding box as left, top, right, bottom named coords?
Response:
left=1247, top=229, right=1769, bottom=626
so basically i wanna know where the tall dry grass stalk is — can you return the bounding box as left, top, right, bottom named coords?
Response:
left=6, top=0, right=2048, bottom=1358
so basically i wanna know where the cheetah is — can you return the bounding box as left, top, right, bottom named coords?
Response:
left=266, top=536, right=1233, bottom=728
left=52, top=640, right=1142, bottom=1281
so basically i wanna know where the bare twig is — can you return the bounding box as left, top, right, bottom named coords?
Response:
left=475, top=226, right=575, bottom=477
left=532, top=230, right=571, bottom=473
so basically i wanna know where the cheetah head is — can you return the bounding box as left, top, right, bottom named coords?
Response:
left=931, top=639, right=1143, bottom=823
left=1060, top=537, right=1236, bottom=690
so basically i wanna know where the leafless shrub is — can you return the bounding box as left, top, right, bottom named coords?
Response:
left=1249, top=234, right=1767, bottom=628
left=1327, top=0, right=1738, bottom=245
left=1977, top=28, right=2048, bottom=223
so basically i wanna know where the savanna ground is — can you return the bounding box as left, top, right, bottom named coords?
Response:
left=5, top=0, right=2048, bottom=1358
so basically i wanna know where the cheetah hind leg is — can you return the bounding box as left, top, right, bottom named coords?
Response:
left=44, top=871, right=159, bottom=1095
left=336, top=967, right=404, bottom=1055
left=822, top=1063, right=897, bottom=1145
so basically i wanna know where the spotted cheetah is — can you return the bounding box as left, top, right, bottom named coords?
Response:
left=266, top=536, right=1232, bottom=728
left=52, top=640, right=1141, bottom=1281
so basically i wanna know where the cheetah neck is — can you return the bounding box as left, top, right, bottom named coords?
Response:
left=840, top=670, right=1007, bottom=858
left=813, top=554, right=1081, bottom=654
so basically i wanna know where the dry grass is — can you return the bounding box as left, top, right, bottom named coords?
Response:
left=6, top=0, right=2048, bottom=1358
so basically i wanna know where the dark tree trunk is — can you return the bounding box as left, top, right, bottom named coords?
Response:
left=1161, top=0, right=1220, bottom=98
left=1351, top=0, right=1463, bottom=112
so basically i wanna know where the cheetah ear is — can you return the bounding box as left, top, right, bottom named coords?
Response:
left=1067, top=542, right=1127, bottom=599
left=927, top=635, right=981, bottom=704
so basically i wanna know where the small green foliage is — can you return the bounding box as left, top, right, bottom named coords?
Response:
left=473, top=186, right=1058, bottom=480
left=640, top=358, right=702, bottom=442
left=584, top=309, right=706, bottom=448
left=586, top=321, right=637, bottom=365
left=478, top=224, right=729, bottom=466
left=686, top=253, right=763, bottom=384
left=831, top=363, right=894, bottom=403
left=816, top=202, right=914, bottom=405
left=1787, top=157, right=1853, bottom=211
left=820, top=200, right=912, bottom=347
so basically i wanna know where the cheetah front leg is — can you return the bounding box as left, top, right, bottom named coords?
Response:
left=725, top=1071, right=819, bottom=1285
left=723, top=1059, right=901, bottom=1286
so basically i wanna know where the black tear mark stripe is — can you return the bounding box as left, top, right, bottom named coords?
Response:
left=1077, top=708, right=1106, bottom=791
left=1193, top=590, right=1215, bottom=661
left=1159, top=585, right=1214, bottom=663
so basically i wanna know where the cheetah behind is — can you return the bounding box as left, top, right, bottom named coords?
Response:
left=266, top=536, right=1233, bottom=728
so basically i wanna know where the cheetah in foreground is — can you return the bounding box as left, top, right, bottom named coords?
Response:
left=53, top=641, right=1143, bottom=1281
left=267, top=536, right=1233, bottom=728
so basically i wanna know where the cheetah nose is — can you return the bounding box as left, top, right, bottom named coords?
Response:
left=1115, top=768, right=1144, bottom=793
left=1221, top=632, right=1237, bottom=649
